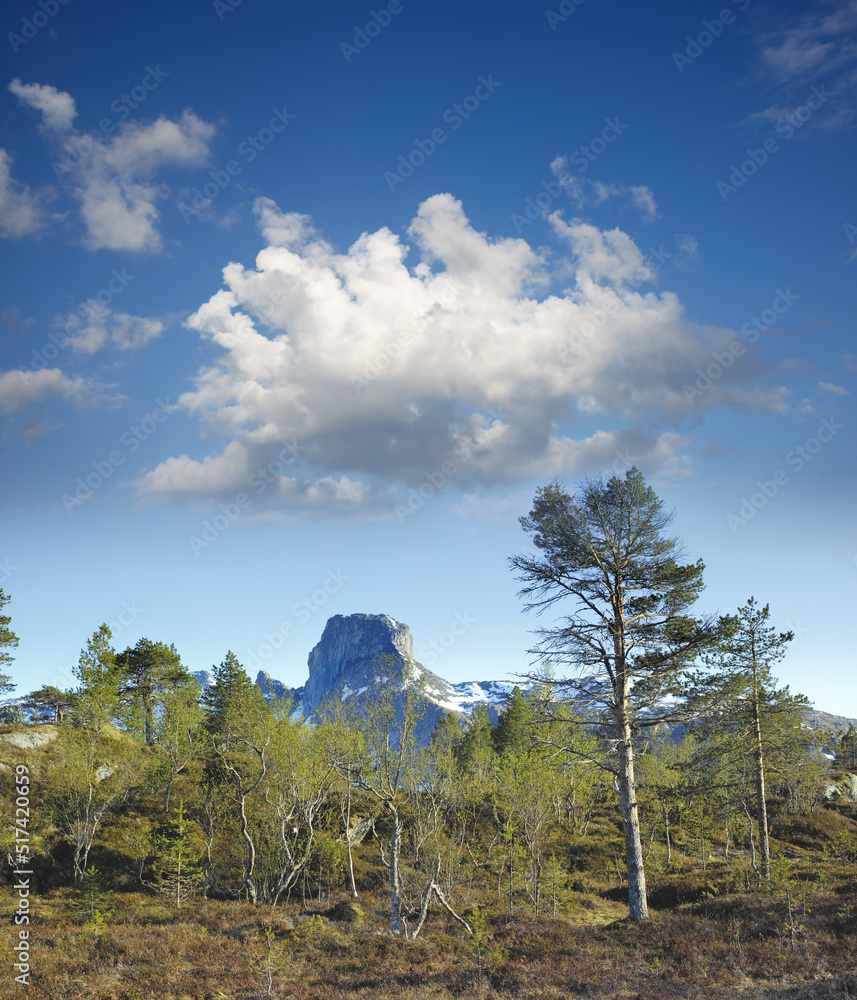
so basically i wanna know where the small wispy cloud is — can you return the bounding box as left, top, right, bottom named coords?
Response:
left=0, top=148, right=56, bottom=238
left=818, top=381, right=849, bottom=396
left=63, top=302, right=165, bottom=354
left=550, top=160, right=660, bottom=219
left=0, top=368, right=120, bottom=413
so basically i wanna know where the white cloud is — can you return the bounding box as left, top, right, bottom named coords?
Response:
left=0, top=368, right=114, bottom=412
left=761, top=0, right=857, bottom=81
left=136, top=194, right=788, bottom=515
left=751, top=1, right=857, bottom=132
left=9, top=79, right=215, bottom=252
left=628, top=186, right=659, bottom=219
left=551, top=162, right=659, bottom=219
left=75, top=110, right=215, bottom=252
left=818, top=381, right=849, bottom=396
left=64, top=302, right=164, bottom=354
left=8, top=79, right=77, bottom=132
left=0, top=149, right=53, bottom=237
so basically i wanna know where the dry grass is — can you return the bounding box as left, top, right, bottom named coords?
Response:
left=11, top=881, right=855, bottom=1000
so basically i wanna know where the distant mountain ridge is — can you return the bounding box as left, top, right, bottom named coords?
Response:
left=192, top=613, right=526, bottom=741
left=5, top=614, right=856, bottom=740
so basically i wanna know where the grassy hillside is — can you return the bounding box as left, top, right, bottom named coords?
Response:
left=2, top=721, right=855, bottom=999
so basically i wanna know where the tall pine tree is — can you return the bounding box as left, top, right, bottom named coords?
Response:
left=688, top=598, right=810, bottom=885
left=511, top=469, right=720, bottom=921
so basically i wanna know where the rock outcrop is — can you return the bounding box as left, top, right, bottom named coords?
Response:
left=302, top=614, right=418, bottom=713
left=255, top=670, right=291, bottom=703
left=298, top=613, right=477, bottom=745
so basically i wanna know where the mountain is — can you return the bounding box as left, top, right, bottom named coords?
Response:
left=293, top=612, right=519, bottom=744
left=255, top=670, right=291, bottom=702
left=3, top=616, right=855, bottom=745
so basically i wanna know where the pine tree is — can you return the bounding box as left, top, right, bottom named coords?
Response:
left=494, top=686, right=535, bottom=757
left=23, top=684, right=73, bottom=723
left=0, top=588, right=20, bottom=695
left=836, top=726, right=857, bottom=771
left=117, top=638, right=190, bottom=745
left=688, top=598, right=811, bottom=886
left=149, top=800, right=204, bottom=907
left=202, top=650, right=259, bottom=743
left=73, top=624, right=122, bottom=731
left=510, top=469, right=720, bottom=921
left=71, top=866, right=116, bottom=934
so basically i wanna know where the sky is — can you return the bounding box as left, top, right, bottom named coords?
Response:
left=0, top=0, right=855, bottom=717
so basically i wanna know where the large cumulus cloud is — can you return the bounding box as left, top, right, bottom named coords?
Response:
left=136, top=194, right=786, bottom=516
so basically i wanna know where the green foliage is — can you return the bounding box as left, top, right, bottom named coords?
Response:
left=202, top=651, right=264, bottom=746
left=465, top=906, right=506, bottom=983
left=688, top=598, right=816, bottom=884
left=836, top=726, right=857, bottom=771
left=429, top=711, right=462, bottom=754
left=0, top=588, right=19, bottom=695
left=149, top=799, right=204, bottom=907
left=494, top=685, right=536, bottom=756
left=117, top=638, right=190, bottom=745
left=251, top=925, right=285, bottom=998
left=151, top=678, right=205, bottom=810
left=70, top=865, right=116, bottom=935
left=73, top=623, right=123, bottom=731
left=23, top=684, right=73, bottom=723
left=454, top=703, right=495, bottom=776
left=511, top=470, right=714, bottom=703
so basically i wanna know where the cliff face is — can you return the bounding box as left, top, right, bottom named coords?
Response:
left=303, top=613, right=419, bottom=713
left=299, top=612, right=482, bottom=745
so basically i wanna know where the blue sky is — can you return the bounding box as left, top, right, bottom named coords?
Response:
left=1, top=0, right=855, bottom=716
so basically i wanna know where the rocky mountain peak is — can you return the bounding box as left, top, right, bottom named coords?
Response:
left=302, top=613, right=418, bottom=713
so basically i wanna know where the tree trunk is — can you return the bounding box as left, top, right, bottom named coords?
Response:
left=345, top=784, right=358, bottom=899
left=615, top=714, right=648, bottom=921
left=164, top=773, right=176, bottom=813
left=389, top=805, right=403, bottom=934
left=752, top=681, right=771, bottom=885
left=238, top=792, right=257, bottom=905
